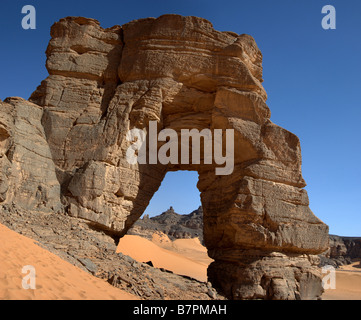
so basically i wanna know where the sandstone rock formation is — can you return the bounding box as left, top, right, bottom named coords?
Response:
left=1, top=14, right=329, bottom=299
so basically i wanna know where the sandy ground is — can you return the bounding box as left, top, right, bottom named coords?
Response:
left=322, top=262, right=361, bottom=300
left=0, top=224, right=137, bottom=300
left=153, top=233, right=213, bottom=265
left=117, top=232, right=213, bottom=282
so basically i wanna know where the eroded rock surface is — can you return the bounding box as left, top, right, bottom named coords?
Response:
left=1, top=14, right=329, bottom=299
left=0, top=98, right=61, bottom=212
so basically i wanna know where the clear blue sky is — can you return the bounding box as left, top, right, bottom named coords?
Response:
left=0, top=0, right=360, bottom=236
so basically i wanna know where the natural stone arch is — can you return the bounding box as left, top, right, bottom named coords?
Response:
left=26, top=14, right=329, bottom=299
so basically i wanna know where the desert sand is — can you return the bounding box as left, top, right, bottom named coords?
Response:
left=153, top=233, right=213, bottom=265
left=0, top=224, right=137, bottom=300
left=116, top=233, right=213, bottom=282
left=322, top=262, right=361, bottom=300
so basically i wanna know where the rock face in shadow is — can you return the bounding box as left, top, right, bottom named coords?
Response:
left=320, top=235, right=361, bottom=268
left=1, top=14, right=329, bottom=300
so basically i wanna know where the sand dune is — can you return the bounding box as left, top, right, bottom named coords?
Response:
left=0, top=224, right=137, bottom=300
left=165, top=238, right=213, bottom=265
left=151, top=232, right=212, bottom=265
left=117, top=233, right=213, bottom=282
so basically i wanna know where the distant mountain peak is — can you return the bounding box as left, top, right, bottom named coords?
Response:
left=130, top=207, right=204, bottom=244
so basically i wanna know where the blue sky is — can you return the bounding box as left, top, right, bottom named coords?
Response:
left=0, top=0, right=360, bottom=236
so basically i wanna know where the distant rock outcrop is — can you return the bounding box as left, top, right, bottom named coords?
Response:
left=320, top=235, right=361, bottom=268
left=129, top=206, right=204, bottom=243
left=0, top=14, right=329, bottom=300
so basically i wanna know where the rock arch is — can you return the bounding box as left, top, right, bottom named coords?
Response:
left=13, top=14, right=330, bottom=299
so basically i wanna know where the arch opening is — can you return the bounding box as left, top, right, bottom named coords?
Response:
left=118, top=170, right=214, bottom=282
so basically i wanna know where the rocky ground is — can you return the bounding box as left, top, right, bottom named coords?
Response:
left=0, top=204, right=225, bottom=300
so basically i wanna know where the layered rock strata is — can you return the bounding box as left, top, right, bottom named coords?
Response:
left=1, top=14, right=329, bottom=299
